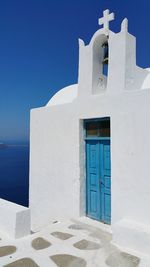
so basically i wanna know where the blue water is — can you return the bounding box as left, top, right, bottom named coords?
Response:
left=0, top=146, right=29, bottom=207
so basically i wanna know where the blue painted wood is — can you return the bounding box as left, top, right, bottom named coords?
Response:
left=85, top=137, right=110, bottom=141
left=86, top=140, right=100, bottom=220
left=86, top=139, right=111, bottom=224
left=99, top=140, right=111, bottom=224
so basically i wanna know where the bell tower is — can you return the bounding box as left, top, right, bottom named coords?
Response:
left=78, top=9, right=115, bottom=97
left=77, top=9, right=143, bottom=98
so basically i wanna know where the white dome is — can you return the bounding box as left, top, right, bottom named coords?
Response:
left=46, top=84, right=78, bottom=106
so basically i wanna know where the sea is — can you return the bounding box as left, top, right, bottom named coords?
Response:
left=0, top=144, right=29, bottom=207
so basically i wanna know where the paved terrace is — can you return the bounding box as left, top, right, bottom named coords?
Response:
left=0, top=217, right=148, bottom=267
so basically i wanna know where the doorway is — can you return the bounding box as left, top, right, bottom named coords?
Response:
left=85, top=118, right=111, bottom=224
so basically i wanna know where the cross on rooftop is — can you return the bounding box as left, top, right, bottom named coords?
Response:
left=98, top=9, right=114, bottom=31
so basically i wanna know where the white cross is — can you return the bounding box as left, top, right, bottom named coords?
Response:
left=98, top=9, right=114, bottom=31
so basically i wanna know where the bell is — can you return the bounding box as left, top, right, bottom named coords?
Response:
left=102, top=42, right=108, bottom=64
left=102, top=57, right=108, bottom=64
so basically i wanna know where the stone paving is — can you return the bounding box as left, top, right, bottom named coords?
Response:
left=0, top=217, right=142, bottom=267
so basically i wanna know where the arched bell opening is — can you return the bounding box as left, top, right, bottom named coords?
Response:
left=102, top=40, right=109, bottom=77
left=92, top=34, right=109, bottom=94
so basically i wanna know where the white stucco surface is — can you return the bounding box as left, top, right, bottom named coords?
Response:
left=29, top=10, right=150, bottom=256
left=0, top=198, right=30, bottom=239
left=47, top=84, right=78, bottom=106
left=141, top=69, right=150, bottom=89
left=112, top=219, right=150, bottom=255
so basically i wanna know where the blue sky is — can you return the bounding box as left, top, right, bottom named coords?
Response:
left=0, top=0, right=150, bottom=142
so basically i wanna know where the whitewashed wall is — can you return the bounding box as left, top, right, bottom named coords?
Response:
left=0, top=198, right=30, bottom=239
left=30, top=25, right=150, bottom=254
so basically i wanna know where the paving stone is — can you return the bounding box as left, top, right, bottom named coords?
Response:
left=4, top=258, right=39, bottom=267
left=105, top=250, right=140, bottom=267
left=50, top=254, right=86, bottom=267
left=121, top=252, right=140, bottom=266
left=0, top=246, right=16, bottom=257
left=31, top=237, right=51, bottom=250
left=68, top=224, right=85, bottom=230
left=73, top=239, right=101, bottom=250
left=51, top=231, right=73, bottom=240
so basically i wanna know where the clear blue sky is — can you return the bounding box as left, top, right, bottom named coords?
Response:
left=0, top=0, right=150, bottom=143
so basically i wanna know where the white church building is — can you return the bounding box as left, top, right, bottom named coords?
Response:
left=29, top=10, right=150, bottom=255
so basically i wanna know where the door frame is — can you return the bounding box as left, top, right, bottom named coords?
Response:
left=84, top=117, right=111, bottom=224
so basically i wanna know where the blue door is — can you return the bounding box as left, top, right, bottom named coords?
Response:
left=86, top=139, right=111, bottom=224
